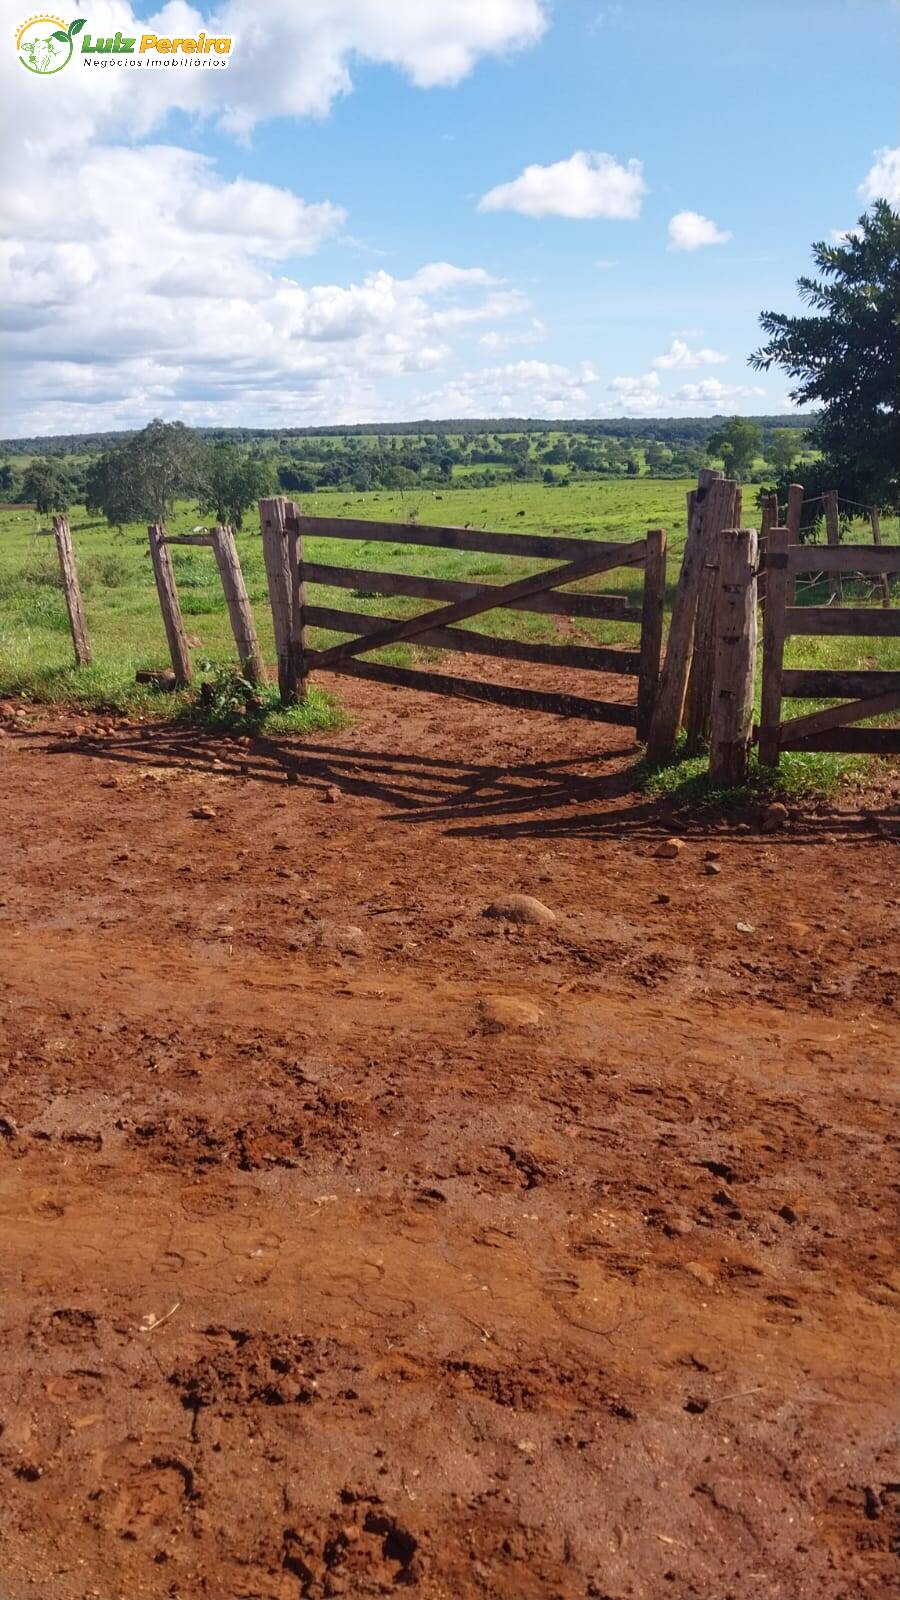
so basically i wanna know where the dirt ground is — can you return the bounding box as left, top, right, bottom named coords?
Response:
left=1, top=663, right=898, bottom=1600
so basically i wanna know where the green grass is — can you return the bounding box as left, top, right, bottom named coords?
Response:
left=1, top=481, right=896, bottom=783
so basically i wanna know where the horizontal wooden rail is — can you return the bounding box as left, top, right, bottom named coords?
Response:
left=784, top=545, right=900, bottom=575
left=302, top=560, right=641, bottom=622
left=313, top=657, right=638, bottom=724
left=779, top=726, right=900, bottom=754
left=303, top=603, right=642, bottom=675
left=785, top=607, right=900, bottom=637
left=782, top=668, right=900, bottom=698
left=291, top=513, right=646, bottom=566
left=308, top=541, right=648, bottom=674
left=162, top=534, right=215, bottom=548
left=779, top=688, right=900, bottom=745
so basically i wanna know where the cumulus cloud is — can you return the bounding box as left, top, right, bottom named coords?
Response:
left=479, top=319, right=546, bottom=351
left=858, top=146, right=900, bottom=205
left=419, top=360, right=599, bottom=417
left=667, top=210, right=732, bottom=251
left=652, top=338, right=728, bottom=370
left=478, top=151, right=647, bottom=220
left=0, top=139, right=529, bottom=434
left=606, top=372, right=661, bottom=413
left=0, top=1, right=552, bottom=432
left=671, top=378, right=766, bottom=406
left=2, top=1, right=548, bottom=155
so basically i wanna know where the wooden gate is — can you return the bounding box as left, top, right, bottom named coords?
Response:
left=259, top=501, right=667, bottom=737
left=759, top=526, right=900, bottom=764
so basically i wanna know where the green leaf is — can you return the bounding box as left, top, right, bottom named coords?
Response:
left=51, top=30, right=68, bottom=41
left=68, top=18, right=86, bottom=37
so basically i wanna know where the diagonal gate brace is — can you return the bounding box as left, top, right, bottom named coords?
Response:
left=304, top=541, right=647, bottom=673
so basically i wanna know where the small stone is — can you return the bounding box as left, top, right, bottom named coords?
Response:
left=191, top=805, right=216, bottom=820
left=684, top=1261, right=717, bottom=1289
left=655, top=838, right=684, bottom=859
left=99, top=777, right=119, bottom=790
left=702, top=862, right=721, bottom=876
left=483, top=894, right=556, bottom=926
left=323, top=785, right=341, bottom=804
left=309, top=922, right=369, bottom=958
left=655, top=893, right=671, bottom=906
left=761, top=802, right=789, bottom=833
left=286, top=771, right=299, bottom=786
left=736, top=921, right=754, bottom=934
left=479, top=996, right=543, bottom=1034
left=778, top=1204, right=798, bottom=1225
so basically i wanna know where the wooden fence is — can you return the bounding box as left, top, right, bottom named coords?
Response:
left=33, top=477, right=899, bottom=784
left=260, top=502, right=668, bottom=736
left=758, top=529, right=900, bottom=764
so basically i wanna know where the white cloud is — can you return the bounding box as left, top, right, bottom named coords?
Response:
left=0, top=138, right=530, bottom=434
left=478, top=151, right=647, bottom=220
left=667, top=210, right=732, bottom=251
left=607, top=372, right=661, bottom=413
left=829, top=227, right=861, bottom=245
left=0, top=0, right=554, bottom=433
left=419, top=360, right=599, bottom=417
left=2, top=2, right=549, bottom=155
left=671, top=378, right=766, bottom=407
left=858, top=146, right=900, bottom=205
left=652, top=338, right=728, bottom=370
left=479, top=319, right=546, bottom=351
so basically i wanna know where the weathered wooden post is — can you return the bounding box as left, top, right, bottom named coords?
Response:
left=211, top=523, right=267, bottom=685
left=684, top=475, right=741, bottom=752
left=148, top=523, right=192, bottom=686
left=823, top=490, right=843, bottom=601
left=51, top=515, right=91, bottom=667
left=259, top=497, right=301, bottom=705
left=869, top=507, right=891, bottom=608
left=756, top=491, right=778, bottom=611
left=758, top=524, right=790, bottom=767
left=709, top=528, right=758, bottom=786
left=647, top=472, right=719, bottom=763
left=784, top=483, right=803, bottom=605
left=637, top=527, right=667, bottom=740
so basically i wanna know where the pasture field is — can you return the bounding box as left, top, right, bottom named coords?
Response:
left=1, top=478, right=897, bottom=778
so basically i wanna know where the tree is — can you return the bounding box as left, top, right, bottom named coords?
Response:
left=706, top=416, right=762, bottom=480
left=21, top=458, right=69, bottom=514
left=0, top=463, right=17, bottom=497
left=767, top=428, right=806, bottom=476
left=86, top=420, right=203, bottom=528
left=200, top=446, right=274, bottom=528
left=751, top=202, right=900, bottom=510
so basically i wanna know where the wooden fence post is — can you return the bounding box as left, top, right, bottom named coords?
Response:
left=211, top=523, right=267, bottom=685
left=647, top=471, right=720, bottom=762
left=823, top=489, right=843, bottom=601
left=637, top=527, right=667, bottom=740
left=285, top=502, right=310, bottom=692
left=758, top=524, right=790, bottom=767
left=683, top=475, right=741, bottom=753
left=259, top=497, right=301, bottom=705
left=709, top=528, right=758, bottom=786
left=756, top=491, right=777, bottom=611
left=784, top=483, right=803, bottom=605
left=51, top=515, right=91, bottom=667
left=148, top=523, right=192, bottom=686
left=869, top=507, right=891, bottom=608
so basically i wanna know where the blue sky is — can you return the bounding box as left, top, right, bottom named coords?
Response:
left=1, top=0, right=898, bottom=434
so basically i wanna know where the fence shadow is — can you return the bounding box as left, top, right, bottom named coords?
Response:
left=27, top=719, right=897, bottom=845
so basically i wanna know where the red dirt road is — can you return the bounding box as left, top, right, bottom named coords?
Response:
left=1, top=672, right=898, bottom=1600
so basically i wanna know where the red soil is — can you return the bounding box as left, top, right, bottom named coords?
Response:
left=0, top=670, right=898, bottom=1599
